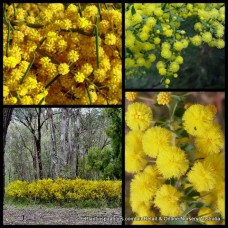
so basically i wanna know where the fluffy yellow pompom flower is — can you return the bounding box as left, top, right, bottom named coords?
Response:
left=132, top=220, right=154, bottom=225
left=202, top=32, right=212, bottom=43
left=198, top=207, right=218, bottom=225
left=126, top=130, right=143, bottom=152
left=78, top=17, right=91, bottom=29
left=74, top=72, right=85, bottom=83
left=81, top=63, right=93, bottom=77
left=58, top=63, right=70, bottom=75
left=157, top=92, right=171, bottom=105
left=125, top=131, right=147, bottom=173
left=191, top=35, right=202, bottom=46
left=156, top=146, right=189, bottom=179
left=3, top=85, right=10, bottom=97
left=187, top=162, right=216, bottom=192
left=154, top=184, right=182, bottom=216
left=216, top=39, right=225, bottom=49
left=125, top=92, right=137, bottom=101
left=130, top=169, right=162, bottom=203
left=125, top=102, right=152, bottom=131
left=125, top=147, right=147, bottom=174
left=105, top=33, right=117, bottom=45
left=3, top=56, right=19, bottom=69
left=216, top=182, right=225, bottom=219
left=67, top=50, right=79, bottom=63
left=203, top=153, right=224, bottom=182
left=182, top=104, right=215, bottom=136
left=142, top=126, right=172, bottom=158
left=195, top=124, right=224, bottom=155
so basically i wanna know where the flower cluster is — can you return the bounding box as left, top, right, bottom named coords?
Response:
left=3, top=3, right=122, bottom=104
left=125, top=3, right=225, bottom=88
left=5, top=178, right=122, bottom=202
left=125, top=92, right=224, bottom=225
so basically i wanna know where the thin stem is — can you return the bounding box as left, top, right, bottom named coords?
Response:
left=78, top=3, right=82, bottom=17
left=6, top=21, right=10, bottom=57
left=3, top=3, right=15, bottom=31
left=38, top=97, right=45, bottom=105
left=195, top=192, right=212, bottom=200
left=182, top=92, right=194, bottom=97
left=21, top=55, right=36, bottom=83
left=168, top=102, right=178, bottom=146
left=185, top=187, right=194, bottom=196
left=171, top=102, right=178, bottom=120
left=13, top=4, right=16, bottom=19
left=137, top=96, right=154, bottom=102
left=45, top=74, right=61, bottom=89
left=36, top=48, right=60, bottom=64
left=94, top=19, right=100, bottom=69
left=98, top=4, right=102, bottom=20
left=104, top=3, right=109, bottom=10
left=85, top=83, right=92, bottom=105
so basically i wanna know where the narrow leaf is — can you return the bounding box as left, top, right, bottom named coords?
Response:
left=85, top=83, right=92, bottom=105
left=21, top=55, right=36, bottom=83
left=131, top=5, right=136, bottom=16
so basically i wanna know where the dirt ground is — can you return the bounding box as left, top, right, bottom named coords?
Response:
left=3, top=205, right=122, bottom=225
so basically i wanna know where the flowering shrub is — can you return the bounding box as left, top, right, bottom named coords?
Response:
left=125, top=92, right=224, bottom=225
left=3, top=3, right=122, bottom=104
left=125, top=3, right=225, bottom=88
left=5, top=178, right=122, bottom=202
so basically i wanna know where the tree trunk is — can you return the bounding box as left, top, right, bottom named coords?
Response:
left=3, top=108, right=13, bottom=152
left=3, top=108, right=13, bottom=204
left=37, top=108, right=43, bottom=179
left=75, top=146, right=79, bottom=178
left=67, top=109, right=73, bottom=168
left=33, top=137, right=38, bottom=180
left=60, top=108, right=68, bottom=170
left=74, top=110, right=81, bottom=178
left=47, top=108, right=58, bottom=179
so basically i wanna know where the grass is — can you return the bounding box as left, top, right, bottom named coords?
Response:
left=4, top=195, right=121, bottom=209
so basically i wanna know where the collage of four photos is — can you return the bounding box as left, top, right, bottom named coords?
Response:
left=3, top=2, right=225, bottom=225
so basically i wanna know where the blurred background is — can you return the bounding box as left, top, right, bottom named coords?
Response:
left=125, top=92, right=225, bottom=224
left=125, top=44, right=225, bottom=89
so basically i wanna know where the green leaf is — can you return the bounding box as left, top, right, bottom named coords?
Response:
left=21, top=55, right=36, bottom=83
left=176, top=16, right=185, bottom=22
left=155, top=21, right=163, bottom=32
left=190, top=201, right=205, bottom=209
left=181, top=195, right=196, bottom=202
left=188, top=190, right=200, bottom=198
left=184, top=186, right=193, bottom=194
left=192, top=221, right=206, bottom=225
left=165, top=177, right=177, bottom=186
left=180, top=204, right=198, bottom=217
left=166, top=220, right=187, bottom=225
left=85, top=83, right=92, bottom=105
left=174, top=107, right=185, bottom=118
left=131, top=5, right=136, bottom=16
left=175, top=117, right=182, bottom=125
left=161, top=3, right=167, bottom=11
left=171, top=95, right=186, bottom=103
left=184, top=186, right=200, bottom=197
left=154, top=120, right=167, bottom=127
left=174, top=128, right=189, bottom=138
left=133, top=33, right=143, bottom=42
left=180, top=142, right=195, bottom=152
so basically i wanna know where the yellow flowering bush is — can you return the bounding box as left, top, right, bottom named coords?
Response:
left=3, top=3, right=122, bottom=105
left=125, top=92, right=224, bottom=225
left=125, top=3, right=225, bottom=88
left=5, top=178, right=122, bottom=203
